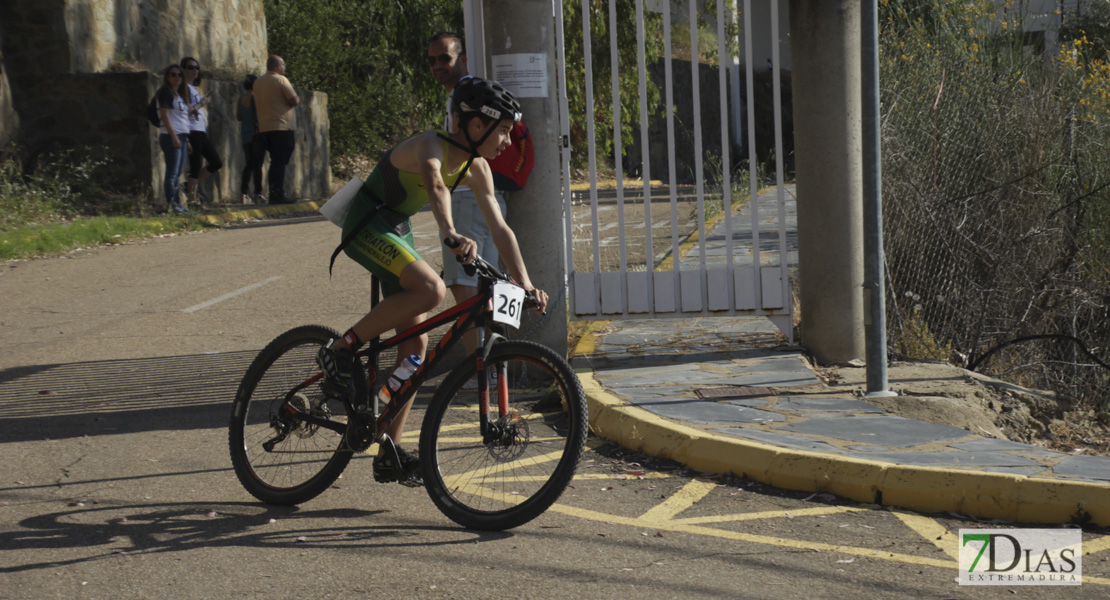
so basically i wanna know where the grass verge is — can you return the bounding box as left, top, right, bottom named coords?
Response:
left=0, top=216, right=209, bottom=261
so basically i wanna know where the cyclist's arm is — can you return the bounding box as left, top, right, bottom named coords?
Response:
left=410, top=133, right=474, bottom=257
left=469, top=161, right=548, bottom=312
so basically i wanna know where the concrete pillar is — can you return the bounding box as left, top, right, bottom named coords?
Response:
left=480, top=0, right=568, bottom=356
left=789, top=0, right=865, bottom=363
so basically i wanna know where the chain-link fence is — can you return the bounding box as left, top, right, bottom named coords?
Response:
left=880, top=1, right=1110, bottom=410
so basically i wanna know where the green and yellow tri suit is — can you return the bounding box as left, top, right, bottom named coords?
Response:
left=342, top=132, right=469, bottom=296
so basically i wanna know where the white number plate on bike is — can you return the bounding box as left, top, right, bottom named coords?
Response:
left=491, top=281, right=526, bottom=329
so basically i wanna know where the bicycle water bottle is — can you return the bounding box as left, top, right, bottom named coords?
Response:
left=377, top=355, right=422, bottom=405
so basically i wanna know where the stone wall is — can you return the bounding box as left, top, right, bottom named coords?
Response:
left=0, top=35, right=17, bottom=149
left=0, top=0, right=330, bottom=204
left=62, top=0, right=266, bottom=75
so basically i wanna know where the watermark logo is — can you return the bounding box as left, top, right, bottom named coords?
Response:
left=959, top=529, right=1082, bottom=586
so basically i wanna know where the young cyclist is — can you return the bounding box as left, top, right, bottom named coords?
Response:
left=317, top=77, right=549, bottom=485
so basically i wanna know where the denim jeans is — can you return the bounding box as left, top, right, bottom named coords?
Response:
left=159, top=133, right=189, bottom=205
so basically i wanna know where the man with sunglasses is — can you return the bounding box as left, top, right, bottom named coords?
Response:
left=427, top=33, right=534, bottom=386
left=254, top=55, right=300, bottom=204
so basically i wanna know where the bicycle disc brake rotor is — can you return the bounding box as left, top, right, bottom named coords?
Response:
left=487, top=413, right=529, bottom=461
left=289, top=392, right=328, bottom=438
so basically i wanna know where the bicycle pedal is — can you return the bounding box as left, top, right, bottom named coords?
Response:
left=398, top=474, right=424, bottom=488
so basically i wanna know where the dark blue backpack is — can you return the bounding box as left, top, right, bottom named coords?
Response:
left=147, top=95, right=161, bottom=127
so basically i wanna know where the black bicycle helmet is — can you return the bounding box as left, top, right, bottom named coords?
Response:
left=438, top=77, right=522, bottom=182
left=451, top=77, right=522, bottom=125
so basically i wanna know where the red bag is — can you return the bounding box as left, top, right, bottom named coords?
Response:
left=488, top=119, right=534, bottom=192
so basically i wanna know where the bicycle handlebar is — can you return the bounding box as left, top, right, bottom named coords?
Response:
left=443, top=237, right=539, bottom=309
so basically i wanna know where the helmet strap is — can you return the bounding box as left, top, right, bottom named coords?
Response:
left=463, top=116, right=499, bottom=155
left=436, top=131, right=476, bottom=194
left=437, top=117, right=500, bottom=193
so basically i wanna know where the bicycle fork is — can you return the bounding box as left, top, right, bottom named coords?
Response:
left=476, top=326, right=518, bottom=447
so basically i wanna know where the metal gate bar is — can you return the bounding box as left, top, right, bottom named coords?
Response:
left=562, top=0, right=791, bottom=333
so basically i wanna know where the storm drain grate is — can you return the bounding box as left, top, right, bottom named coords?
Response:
left=695, top=386, right=773, bottom=400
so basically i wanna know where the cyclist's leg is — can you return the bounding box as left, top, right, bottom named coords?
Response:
left=380, top=311, right=427, bottom=452
left=344, top=260, right=443, bottom=346
left=333, top=222, right=442, bottom=350
left=320, top=223, right=438, bottom=392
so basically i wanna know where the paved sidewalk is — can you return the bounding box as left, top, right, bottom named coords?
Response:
left=572, top=315, right=1110, bottom=527
left=568, top=181, right=1110, bottom=526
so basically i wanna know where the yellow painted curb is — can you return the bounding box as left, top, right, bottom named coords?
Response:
left=582, top=371, right=882, bottom=504
left=578, top=326, right=1110, bottom=525
left=196, top=200, right=327, bottom=225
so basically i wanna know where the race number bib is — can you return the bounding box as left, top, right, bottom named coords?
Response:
left=491, top=281, right=526, bottom=329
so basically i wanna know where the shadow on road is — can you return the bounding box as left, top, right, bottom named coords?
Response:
left=0, top=351, right=259, bottom=443
left=0, top=500, right=507, bottom=573
left=0, top=348, right=457, bottom=444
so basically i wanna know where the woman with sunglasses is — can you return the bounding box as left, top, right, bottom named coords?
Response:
left=156, top=65, right=192, bottom=214
left=181, top=57, right=223, bottom=207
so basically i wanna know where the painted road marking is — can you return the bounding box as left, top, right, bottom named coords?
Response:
left=182, top=276, right=283, bottom=313
left=549, top=471, right=1110, bottom=583
left=672, top=505, right=865, bottom=525
left=639, top=479, right=717, bottom=520
left=892, top=510, right=959, bottom=560
left=1085, top=535, right=1110, bottom=556
left=550, top=501, right=954, bottom=568
left=406, top=423, right=1109, bottom=579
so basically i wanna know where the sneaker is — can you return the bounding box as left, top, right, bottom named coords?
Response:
left=255, top=194, right=268, bottom=205
left=316, top=340, right=355, bottom=393
left=373, top=446, right=422, bottom=485
left=171, top=202, right=189, bottom=214
left=241, top=193, right=252, bottom=204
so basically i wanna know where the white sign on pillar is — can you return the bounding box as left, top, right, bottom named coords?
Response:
left=492, top=54, right=549, bottom=98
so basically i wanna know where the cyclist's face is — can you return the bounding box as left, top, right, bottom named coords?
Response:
left=428, top=38, right=466, bottom=87
left=475, top=120, right=513, bottom=160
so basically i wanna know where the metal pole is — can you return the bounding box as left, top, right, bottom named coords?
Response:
left=861, top=0, right=895, bottom=397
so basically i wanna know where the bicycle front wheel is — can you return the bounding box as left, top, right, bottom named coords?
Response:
left=420, top=340, right=588, bottom=530
left=229, top=325, right=354, bottom=505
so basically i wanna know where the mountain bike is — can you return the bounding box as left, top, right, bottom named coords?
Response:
left=228, top=245, right=588, bottom=531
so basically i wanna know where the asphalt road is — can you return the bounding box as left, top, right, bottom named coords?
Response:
left=2, top=212, right=1107, bottom=599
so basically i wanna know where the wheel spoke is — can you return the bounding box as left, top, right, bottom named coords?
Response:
left=421, top=341, right=588, bottom=530
left=229, top=326, right=354, bottom=505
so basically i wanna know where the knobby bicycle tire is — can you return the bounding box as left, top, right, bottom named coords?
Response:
left=229, top=325, right=354, bottom=505
left=420, top=340, right=588, bottom=530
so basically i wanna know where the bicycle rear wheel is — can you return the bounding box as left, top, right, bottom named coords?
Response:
left=420, top=340, right=588, bottom=530
left=229, top=325, right=354, bottom=505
